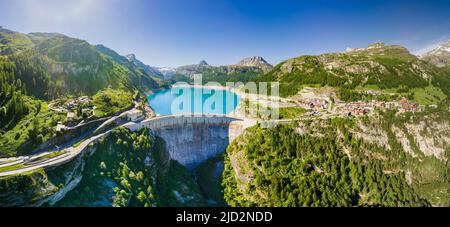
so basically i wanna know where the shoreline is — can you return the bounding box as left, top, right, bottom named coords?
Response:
left=170, top=83, right=293, bottom=103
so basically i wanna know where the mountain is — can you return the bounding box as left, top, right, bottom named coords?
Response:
left=0, top=26, right=36, bottom=54
left=420, top=40, right=450, bottom=68
left=156, top=67, right=178, bottom=80
left=125, top=54, right=164, bottom=79
left=199, top=60, right=209, bottom=67
left=0, top=27, right=167, bottom=158
left=175, top=60, right=213, bottom=78
left=169, top=57, right=272, bottom=84
left=236, top=56, right=273, bottom=72
left=0, top=27, right=165, bottom=99
left=260, top=42, right=450, bottom=98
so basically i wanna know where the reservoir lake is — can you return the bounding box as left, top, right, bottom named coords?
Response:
left=147, top=87, right=241, bottom=116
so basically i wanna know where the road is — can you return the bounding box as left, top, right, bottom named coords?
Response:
left=0, top=130, right=112, bottom=177
left=0, top=105, right=140, bottom=177
left=0, top=107, right=336, bottom=177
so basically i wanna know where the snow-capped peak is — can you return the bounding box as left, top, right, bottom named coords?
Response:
left=420, top=40, right=450, bottom=67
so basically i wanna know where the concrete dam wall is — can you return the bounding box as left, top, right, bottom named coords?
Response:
left=125, top=115, right=256, bottom=168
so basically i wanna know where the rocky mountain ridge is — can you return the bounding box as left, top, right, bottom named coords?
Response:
left=420, top=40, right=450, bottom=68
left=125, top=54, right=164, bottom=78
left=236, top=56, right=273, bottom=72
left=161, top=57, right=272, bottom=80
left=0, top=27, right=164, bottom=98
left=261, top=42, right=450, bottom=98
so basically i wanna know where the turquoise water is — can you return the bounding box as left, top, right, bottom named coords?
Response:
left=148, top=87, right=240, bottom=116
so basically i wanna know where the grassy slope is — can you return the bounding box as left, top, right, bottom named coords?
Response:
left=258, top=44, right=450, bottom=103
left=0, top=97, right=65, bottom=157
left=0, top=29, right=164, bottom=157
left=278, top=107, right=308, bottom=119
left=1, top=29, right=164, bottom=99
left=92, top=88, right=133, bottom=118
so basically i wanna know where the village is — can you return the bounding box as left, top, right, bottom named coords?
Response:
left=50, top=96, right=145, bottom=133
left=335, top=97, right=419, bottom=117
left=291, top=87, right=421, bottom=118
left=50, top=87, right=423, bottom=133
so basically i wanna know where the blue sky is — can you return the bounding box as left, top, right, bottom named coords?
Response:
left=0, top=0, right=450, bottom=67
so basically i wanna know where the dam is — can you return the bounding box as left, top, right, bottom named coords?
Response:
left=124, top=114, right=257, bottom=169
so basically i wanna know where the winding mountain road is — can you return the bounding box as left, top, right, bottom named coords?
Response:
left=0, top=105, right=140, bottom=177
left=0, top=131, right=111, bottom=177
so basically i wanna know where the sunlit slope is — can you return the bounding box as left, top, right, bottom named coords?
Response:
left=260, top=43, right=450, bottom=100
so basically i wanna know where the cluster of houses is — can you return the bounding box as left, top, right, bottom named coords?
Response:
left=55, top=96, right=94, bottom=132
left=398, top=98, right=419, bottom=112
left=67, top=97, right=94, bottom=121
left=339, top=101, right=372, bottom=116
left=337, top=98, right=419, bottom=117
left=61, top=96, right=91, bottom=110
left=296, top=98, right=328, bottom=111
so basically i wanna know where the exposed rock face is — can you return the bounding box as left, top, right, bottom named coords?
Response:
left=175, top=61, right=213, bottom=78
left=0, top=147, right=91, bottom=207
left=155, top=123, right=230, bottom=169
left=125, top=53, right=164, bottom=78
left=421, top=40, right=450, bottom=67
left=236, top=56, right=273, bottom=72
left=265, top=42, right=449, bottom=97
left=392, top=126, right=418, bottom=158
left=172, top=57, right=271, bottom=79
left=353, top=122, right=391, bottom=150
left=126, top=116, right=252, bottom=169
left=156, top=67, right=178, bottom=79
left=404, top=120, right=450, bottom=161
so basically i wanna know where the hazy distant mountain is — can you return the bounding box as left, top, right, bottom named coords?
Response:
left=175, top=60, right=213, bottom=78
left=169, top=57, right=272, bottom=82
left=199, top=60, right=209, bottom=67
left=420, top=40, right=450, bottom=67
left=125, top=54, right=164, bottom=78
left=156, top=67, right=178, bottom=79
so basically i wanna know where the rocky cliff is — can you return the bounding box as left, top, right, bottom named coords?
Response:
left=222, top=109, right=450, bottom=207
left=0, top=127, right=213, bottom=207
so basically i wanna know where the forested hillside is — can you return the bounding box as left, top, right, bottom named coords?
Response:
left=223, top=109, right=450, bottom=207
left=0, top=57, right=29, bottom=130
left=0, top=128, right=211, bottom=207
left=0, top=56, right=67, bottom=156
left=0, top=27, right=166, bottom=157
left=0, top=28, right=165, bottom=99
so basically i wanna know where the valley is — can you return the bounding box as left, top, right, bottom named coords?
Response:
left=0, top=27, right=449, bottom=207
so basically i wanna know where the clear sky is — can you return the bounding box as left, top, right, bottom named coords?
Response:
left=1, top=0, right=450, bottom=67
